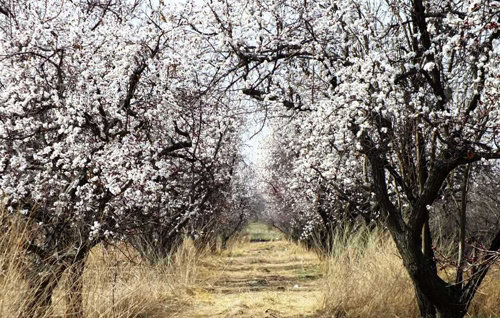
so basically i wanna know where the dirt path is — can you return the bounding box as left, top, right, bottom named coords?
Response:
left=176, top=225, right=323, bottom=318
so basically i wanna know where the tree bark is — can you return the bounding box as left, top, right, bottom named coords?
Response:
left=221, top=237, right=228, bottom=250
left=415, top=219, right=438, bottom=318
left=393, top=232, right=466, bottom=318
left=415, top=284, right=437, bottom=318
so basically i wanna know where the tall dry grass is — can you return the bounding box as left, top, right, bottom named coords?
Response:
left=0, top=206, right=32, bottom=317
left=320, top=227, right=500, bottom=318
left=71, top=239, right=205, bottom=318
left=0, top=206, right=210, bottom=318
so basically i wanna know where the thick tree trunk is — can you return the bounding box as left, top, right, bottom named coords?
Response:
left=414, top=277, right=467, bottom=318
left=435, top=303, right=468, bottom=318
left=415, top=284, right=436, bottom=318
left=392, top=230, right=467, bottom=318
left=414, top=220, right=440, bottom=317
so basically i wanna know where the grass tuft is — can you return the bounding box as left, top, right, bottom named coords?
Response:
left=2, top=211, right=499, bottom=318
left=320, top=227, right=500, bottom=318
left=0, top=204, right=210, bottom=318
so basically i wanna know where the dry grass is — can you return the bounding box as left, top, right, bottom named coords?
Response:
left=1, top=239, right=211, bottom=318
left=0, top=206, right=213, bottom=318
left=0, top=208, right=32, bottom=317
left=468, top=267, right=500, bottom=317
left=320, top=228, right=500, bottom=318
left=67, top=240, right=206, bottom=318
left=177, top=232, right=323, bottom=318
left=2, top=211, right=499, bottom=318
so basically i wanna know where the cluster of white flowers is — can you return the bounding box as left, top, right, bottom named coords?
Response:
left=1, top=0, right=498, bottom=256
left=0, top=0, right=245, bottom=246
left=195, top=0, right=499, bottom=244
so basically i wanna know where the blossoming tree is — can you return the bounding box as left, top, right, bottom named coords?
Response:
left=0, top=1, right=244, bottom=316
left=197, top=0, right=500, bottom=316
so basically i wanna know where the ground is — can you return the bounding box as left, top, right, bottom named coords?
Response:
left=174, top=223, right=323, bottom=318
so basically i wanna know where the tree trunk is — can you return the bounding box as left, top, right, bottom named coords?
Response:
left=435, top=304, right=467, bottom=318
left=393, top=230, right=467, bottom=318
left=415, top=285, right=436, bottom=318
left=20, top=263, right=66, bottom=318
left=65, top=254, right=88, bottom=318
left=221, top=237, right=228, bottom=250
left=358, top=129, right=490, bottom=318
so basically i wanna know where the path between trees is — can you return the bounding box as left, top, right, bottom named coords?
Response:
left=176, top=224, right=323, bottom=317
